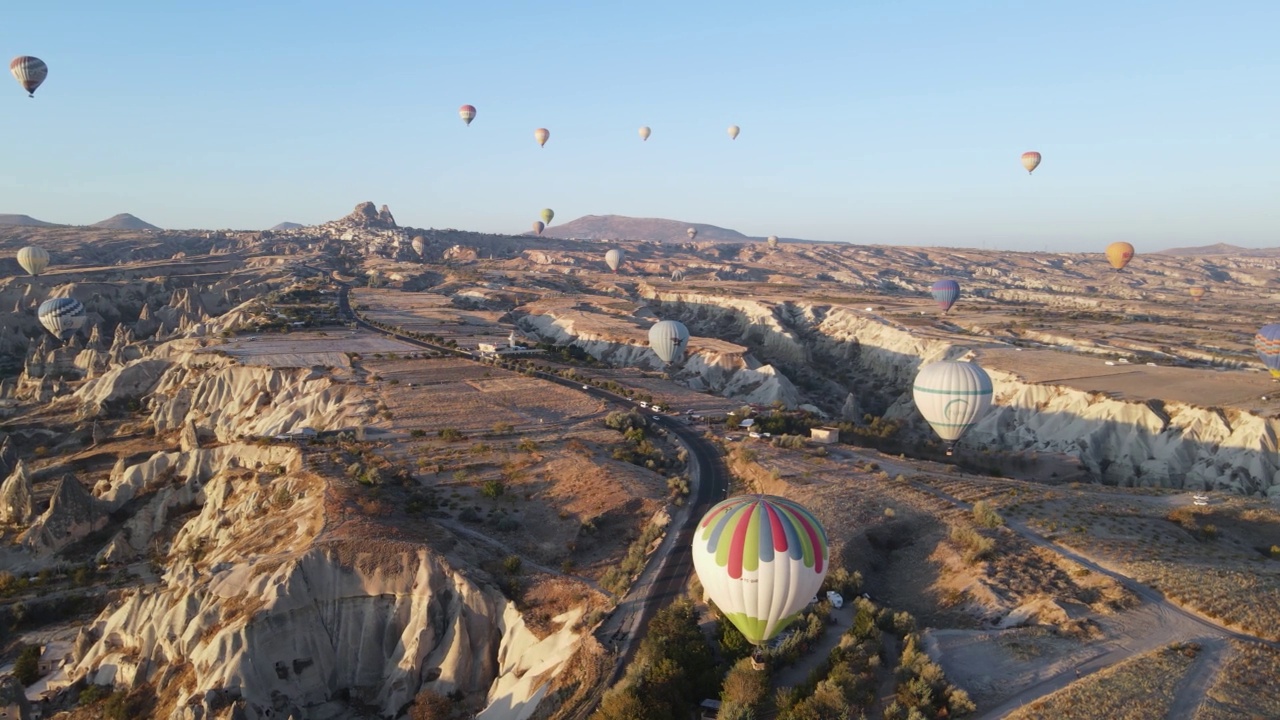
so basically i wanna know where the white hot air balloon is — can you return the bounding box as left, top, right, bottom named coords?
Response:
left=605, top=248, right=624, bottom=273
left=38, top=297, right=87, bottom=341
left=649, top=319, right=690, bottom=364
left=728, top=125, right=740, bottom=140
left=692, top=495, right=829, bottom=650
left=16, top=246, right=49, bottom=276
left=411, top=236, right=426, bottom=258
left=912, top=360, right=993, bottom=455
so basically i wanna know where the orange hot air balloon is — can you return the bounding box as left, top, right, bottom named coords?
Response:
left=1105, top=242, right=1135, bottom=271
left=1189, top=286, right=1206, bottom=301
left=535, top=128, right=550, bottom=147
left=459, top=105, right=477, bottom=126
left=1021, top=151, right=1041, bottom=174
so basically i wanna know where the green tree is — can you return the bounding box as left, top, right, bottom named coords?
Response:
left=13, top=643, right=41, bottom=686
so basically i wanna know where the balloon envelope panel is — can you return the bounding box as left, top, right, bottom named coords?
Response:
left=649, top=320, right=690, bottom=364
left=913, top=361, right=993, bottom=442
left=930, top=279, right=961, bottom=312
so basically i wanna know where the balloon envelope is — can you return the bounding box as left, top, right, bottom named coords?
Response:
left=639, top=126, right=651, bottom=141
left=1021, top=151, right=1041, bottom=174
left=930, top=279, right=961, bottom=313
left=535, top=128, right=550, bottom=147
left=913, top=361, right=993, bottom=443
left=10, top=56, right=47, bottom=97
left=459, top=104, right=476, bottom=125
left=687, top=228, right=697, bottom=240
left=692, top=495, right=829, bottom=646
left=1105, top=242, right=1135, bottom=271
left=604, top=249, right=623, bottom=272
left=728, top=125, right=740, bottom=140
left=38, top=297, right=86, bottom=341
left=17, top=246, right=49, bottom=276
left=532, top=221, right=545, bottom=236
left=649, top=320, right=690, bottom=364
left=540, top=208, right=554, bottom=225
left=1188, top=286, right=1206, bottom=301
left=1255, top=325, right=1280, bottom=378
left=411, top=236, right=426, bottom=258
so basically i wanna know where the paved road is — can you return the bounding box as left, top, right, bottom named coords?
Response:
left=335, top=284, right=730, bottom=716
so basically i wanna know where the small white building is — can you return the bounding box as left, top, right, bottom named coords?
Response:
left=810, top=427, right=839, bottom=445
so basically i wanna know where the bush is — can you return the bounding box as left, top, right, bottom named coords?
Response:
left=14, top=643, right=41, bottom=685
left=438, top=428, right=464, bottom=442
left=409, top=429, right=426, bottom=438
left=950, top=526, right=995, bottom=565
left=972, top=500, right=1004, bottom=529
left=481, top=479, right=505, bottom=499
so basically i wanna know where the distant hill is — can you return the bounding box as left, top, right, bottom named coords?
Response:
left=0, top=214, right=59, bottom=227
left=91, top=213, right=160, bottom=230
left=541, top=215, right=757, bottom=243
left=270, top=222, right=305, bottom=231
left=1156, top=242, right=1280, bottom=257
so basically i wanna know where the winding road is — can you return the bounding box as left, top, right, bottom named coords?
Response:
left=334, top=284, right=729, bottom=717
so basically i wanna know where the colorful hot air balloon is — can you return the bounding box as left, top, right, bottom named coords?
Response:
left=639, top=126, right=651, bottom=142
left=913, top=360, right=993, bottom=455
left=1021, top=151, right=1041, bottom=174
left=532, top=221, right=545, bottom=236
left=605, top=248, right=624, bottom=273
left=728, top=125, right=740, bottom=140
left=10, top=56, right=47, bottom=98
left=692, top=495, right=829, bottom=646
left=649, top=320, right=690, bottom=364
left=540, top=208, right=554, bottom=225
left=16, top=246, right=49, bottom=276
left=38, top=297, right=86, bottom=341
left=687, top=228, right=697, bottom=240
left=930, top=279, right=961, bottom=313
left=1255, top=325, right=1280, bottom=379
left=535, top=128, right=550, bottom=147
left=459, top=104, right=477, bottom=126
left=767, top=236, right=779, bottom=249
left=411, top=236, right=426, bottom=258
left=1105, top=242, right=1135, bottom=271
left=1188, top=286, right=1206, bottom=302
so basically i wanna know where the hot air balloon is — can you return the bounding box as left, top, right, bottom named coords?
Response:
left=930, top=279, right=961, bottom=313
left=1255, top=325, right=1280, bottom=380
left=532, top=221, right=545, bottom=236
left=16, top=246, right=49, bottom=276
left=728, top=125, right=740, bottom=140
left=649, top=320, right=690, bottom=364
left=605, top=249, right=624, bottom=273
left=1021, top=151, right=1041, bottom=174
left=459, top=104, right=477, bottom=126
left=535, top=128, right=550, bottom=147
left=687, top=228, right=698, bottom=240
left=540, top=208, right=555, bottom=226
left=913, top=360, right=993, bottom=455
left=38, top=297, right=86, bottom=341
left=639, top=126, right=651, bottom=142
left=1188, top=286, right=1206, bottom=302
left=1105, top=242, right=1135, bottom=271
left=692, top=495, right=829, bottom=648
left=767, top=235, right=779, bottom=249
left=411, top=236, right=426, bottom=258
left=10, top=56, right=47, bottom=98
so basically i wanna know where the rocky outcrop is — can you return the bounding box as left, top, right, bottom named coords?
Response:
left=19, top=475, right=106, bottom=553
left=0, top=460, right=34, bottom=525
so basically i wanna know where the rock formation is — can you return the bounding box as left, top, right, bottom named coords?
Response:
left=19, top=474, right=105, bottom=553
left=0, top=460, right=34, bottom=525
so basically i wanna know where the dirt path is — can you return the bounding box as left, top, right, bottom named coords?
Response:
left=1166, top=637, right=1229, bottom=719
left=872, top=632, right=902, bottom=720
left=770, top=605, right=856, bottom=690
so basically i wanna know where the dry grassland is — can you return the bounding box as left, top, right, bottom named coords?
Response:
left=1005, top=642, right=1199, bottom=720
left=1194, top=641, right=1280, bottom=720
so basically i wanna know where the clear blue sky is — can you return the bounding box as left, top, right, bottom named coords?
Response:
left=3, top=0, right=1277, bottom=251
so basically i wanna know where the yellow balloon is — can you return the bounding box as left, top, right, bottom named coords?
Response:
left=1105, top=242, right=1135, bottom=271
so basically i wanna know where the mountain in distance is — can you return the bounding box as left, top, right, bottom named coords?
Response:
left=91, top=213, right=161, bottom=231
left=270, top=222, right=305, bottom=231
left=0, top=214, right=60, bottom=227
left=1156, top=242, right=1280, bottom=258
left=541, top=214, right=758, bottom=243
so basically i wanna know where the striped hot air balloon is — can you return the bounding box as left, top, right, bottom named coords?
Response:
left=605, top=248, right=624, bottom=273
left=913, top=360, right=993, bottom=454
left=639, top=126, right=651, bottom=141
left=38, top=297, right=86, bottom=341
left=692, top=495, right=829, bottom=646
left=1021, top=151, right=1041, bottom=174
left=535, top=128, right=550, bottom=147
left=459, top=104, right=477, bottom=126
left=930, top=279, right=961, bottom=313
left=1105, top=242, right=1135, bottom=271
left=17, top=246, right=50, bottom=276
left=1255, top=324, right=1280, bottom=379
left=10, top=56, right=47, bottom=97
left=648, top=320, right=690, bottom=364
left=1188, top=286, right=1206, bottom=302
left=728, top=125, right=740, bottom=140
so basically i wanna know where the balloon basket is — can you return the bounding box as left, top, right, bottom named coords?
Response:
left=750, top=649, right=767, bottom=671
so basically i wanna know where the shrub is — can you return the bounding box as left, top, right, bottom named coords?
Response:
left=409, top=429, right=426, bottom=438
left=973, top=500, right=1004, bottom=529
left=481, top=480, right=505, bottom=499
left=438, top=428, right=464, bottom=442
left=14, top=643, right=41, bottom=685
